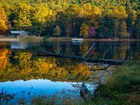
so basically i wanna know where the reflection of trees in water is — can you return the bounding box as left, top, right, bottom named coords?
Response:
left=132, top=49, right=140, bottom=60
left=40, top=41, right=139, bottom=60
left=113, top=42, right=130, bottom=60
left=0, top=50, right=91, bottom=82
left=0, top=41, right=139, bottom=82
left=130, top=42, right=140, bottom=60
left=94, top=42, right=114, bottom=59
left=0, top=48, right=9, bottom=70
left=79, top=43, right=89, bottom=56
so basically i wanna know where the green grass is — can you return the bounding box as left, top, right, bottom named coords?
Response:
left=94, top=64, right=140, bottom=105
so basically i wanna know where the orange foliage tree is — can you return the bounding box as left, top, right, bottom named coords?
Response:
left=0, top=48, right=9, bottom=70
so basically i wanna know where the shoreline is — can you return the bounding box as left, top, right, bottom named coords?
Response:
left=49, top=37, right=140, bottom=41
left=0, top=38, right=19, bottom=41
left=0, top=36, right=43, bottom=41
left=0, top=37, right=140, bottom=41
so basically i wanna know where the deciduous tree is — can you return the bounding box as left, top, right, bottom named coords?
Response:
left=12, top=3, right=32, bottom=29
left=79, top=23, right=89, bottom=38
left=0, top=6, right=7, bottom=32
left=118, top=20, right=130, bottom=38
left=88, top=26, right=96, bottom=37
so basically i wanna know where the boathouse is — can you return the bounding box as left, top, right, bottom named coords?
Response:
left=10, top=30, right=29, bottom=37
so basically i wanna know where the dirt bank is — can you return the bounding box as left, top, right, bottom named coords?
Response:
left=0, top=38, right=19, bottom=41
left=0, top=36, right=43, bottom=41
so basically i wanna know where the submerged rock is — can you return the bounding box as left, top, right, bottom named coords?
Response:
left=80, top=83, right=95, bottom=101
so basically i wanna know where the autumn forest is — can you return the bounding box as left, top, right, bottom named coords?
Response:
left=0, top=0, right=140, bottom=38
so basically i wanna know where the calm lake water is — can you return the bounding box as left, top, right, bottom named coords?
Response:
left=0, top=40, right=139, bottom=104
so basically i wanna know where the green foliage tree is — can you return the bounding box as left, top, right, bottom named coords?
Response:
left=113, top=19, right=120, bottom=38
left=28, top=21, right=46, bottom=36
left=133, top=13, right=140, bottom=39
left=53, top=25, right=62, bottom=37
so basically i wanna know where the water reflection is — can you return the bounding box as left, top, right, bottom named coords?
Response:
left=0, top=40, right=139, bottom=60
left=0, top=79, right=85, bottom=105
left=11, top=41, right=29, bottom=49
left=0, top=40, right=139, bottom=104
left=41, top=41, right=140, bottom=60
left=0, top=41, right=139, bottom=81
left=0, top=50, right=90, bottom=82
left=0, top=79, right=79, bottom=95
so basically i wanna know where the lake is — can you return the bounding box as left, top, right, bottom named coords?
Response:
left=0, top=40, right=139, bottom=104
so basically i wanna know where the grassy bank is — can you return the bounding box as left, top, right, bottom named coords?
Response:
left=94, top=63, right=140, bottom=105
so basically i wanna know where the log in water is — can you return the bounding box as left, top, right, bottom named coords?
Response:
left=36, top=50, right=132, bottom=65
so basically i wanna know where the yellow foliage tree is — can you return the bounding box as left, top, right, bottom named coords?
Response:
left=0, top=48, right=9, bottom=70
left=81, top=3, right=101, bottom=17
left=80, top=3, right=101, bottom=28
left=31, top=4, right=54, bottom=23
left=118, top=20, right=130, bottom=38
left=14, top=51, right=32, bottom=70
left=0, top=6, right=7, bottom=32
left=80, top=44, right=89, bottom=56
left=66, top=4, right=82, bottom=18
left=79, top=23, right=89, bottom=38
left=109, top=6, right=128, bottom=19
left=71, top=63, right=91, bottom=80
left=13, top=3, right=32, bottom=28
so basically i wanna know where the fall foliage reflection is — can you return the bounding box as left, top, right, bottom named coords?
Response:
left=0, top=50, right=91, bottom=82
left=113, top=42, right=130, bottom=60
left=0, top=41, right=139, bottom=82
left=0, top=48, right=9, bottom=70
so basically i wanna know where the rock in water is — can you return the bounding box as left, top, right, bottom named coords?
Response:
left=80, top=83, right=94, bottom=100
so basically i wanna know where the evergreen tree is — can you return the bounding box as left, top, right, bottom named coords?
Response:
left=53, top=25, right=62, bottom=37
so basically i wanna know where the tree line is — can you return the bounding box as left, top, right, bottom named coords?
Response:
left=0, top=0, right=140, bottom=38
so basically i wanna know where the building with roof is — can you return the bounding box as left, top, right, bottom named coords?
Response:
left=10, top=30, right=29, bottom=38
